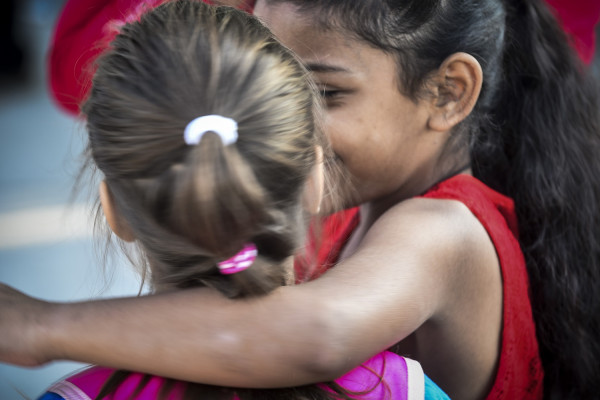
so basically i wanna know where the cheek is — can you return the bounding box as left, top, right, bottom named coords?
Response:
left=322, top=113, right=342, bottom=154
left=324, top=122, right=355, bottom=166
left=323, top=109, right=364, bottom=159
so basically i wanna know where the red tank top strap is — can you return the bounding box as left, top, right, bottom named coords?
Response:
left=421, top=174, right=543, bottom=399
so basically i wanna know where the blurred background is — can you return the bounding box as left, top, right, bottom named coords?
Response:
left=0, top=1, right=145, bottom=398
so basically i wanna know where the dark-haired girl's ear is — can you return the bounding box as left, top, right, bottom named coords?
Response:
left=427, top=52, right=483, bottom=132
left=302, top=146, right=324, bottom=215
left=99, top=181, right=136, bottom=242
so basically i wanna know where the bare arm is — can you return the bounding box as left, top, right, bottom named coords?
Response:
left=0, top=198, right=485, bottom=387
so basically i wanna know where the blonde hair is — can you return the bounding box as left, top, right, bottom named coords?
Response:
left=82, top=2, right=372, bottom=398
left=84, top=0, right=325, bottom=298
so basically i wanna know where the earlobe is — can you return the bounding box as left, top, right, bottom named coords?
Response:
left=302, top=146, right=325, bottom=215
left=99, top=181, right=136, bottom=242
left=428, top=52, right=483, bottom=132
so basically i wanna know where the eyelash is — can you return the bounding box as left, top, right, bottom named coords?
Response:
left=320, top=89, right=341, bottom=99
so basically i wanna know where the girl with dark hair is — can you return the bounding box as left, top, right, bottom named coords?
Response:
left=2, top=0, right=599, bottom=399
left=35, top=1, right=447, bottom=399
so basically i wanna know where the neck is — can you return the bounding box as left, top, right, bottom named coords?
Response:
left=362, top=164, right=472, bottom=231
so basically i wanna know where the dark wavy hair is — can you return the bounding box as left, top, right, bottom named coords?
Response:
left=84, top=1, right=363, bottom=399
left=265, top=0, right=600, bottom=398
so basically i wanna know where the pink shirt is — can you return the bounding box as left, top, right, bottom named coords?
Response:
left=46, top=352, right=427, bottom=400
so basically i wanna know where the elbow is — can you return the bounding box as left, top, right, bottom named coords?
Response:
left=306, top=341, right=354, bottom=382
left=293, top=306, right=357, bottom=382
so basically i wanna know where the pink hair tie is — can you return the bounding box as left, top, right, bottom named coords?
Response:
left=218, top=243, right=258, bottom=275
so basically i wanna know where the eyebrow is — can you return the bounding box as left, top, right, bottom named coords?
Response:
left=304, top=62, right=350, bottom=73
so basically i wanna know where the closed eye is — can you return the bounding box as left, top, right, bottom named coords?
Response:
left=319, top=87, right=351, bottom=108
left=320, top=89, right=341, bottom=99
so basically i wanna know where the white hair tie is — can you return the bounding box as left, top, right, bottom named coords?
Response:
left=184, top=115, right=238, bottom=146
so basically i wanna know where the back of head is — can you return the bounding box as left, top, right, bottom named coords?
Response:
left=84, top=0, right=319, bottom=298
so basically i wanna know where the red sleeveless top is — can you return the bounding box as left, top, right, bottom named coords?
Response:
left=421, top=174, right=543, bottom=399
left=304, top=175, right=543, bottom=399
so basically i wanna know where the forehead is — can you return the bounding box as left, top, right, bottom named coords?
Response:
left=254, top=1, right=374, bottom=73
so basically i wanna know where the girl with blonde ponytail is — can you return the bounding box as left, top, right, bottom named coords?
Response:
left=34, top=1, right=447, bottom=399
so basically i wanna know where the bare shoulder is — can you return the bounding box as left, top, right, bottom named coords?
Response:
left=363, top=197, right=503, bottom=397
left=304, top=196, right=503, bottom=387
left=358, top=196, right=501, bottom=314
left=362, top=196, right=496, bottom=268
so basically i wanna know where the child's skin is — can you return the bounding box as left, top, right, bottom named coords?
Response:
left=0, top=2, right=502, bottom=400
